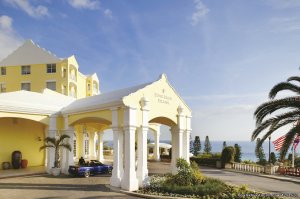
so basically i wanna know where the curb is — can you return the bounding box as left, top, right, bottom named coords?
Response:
left=223, top=169, right=300, bottom=185
left=105, top=185, right=195, bottom=199
left=0, top=172, right=47, bottom=179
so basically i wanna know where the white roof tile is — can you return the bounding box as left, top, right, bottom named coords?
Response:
left=61, top=82, right=152, bottom=114
left=0, top=89, right=75, bottom=115
left=0, top=40, right=62, bottom=66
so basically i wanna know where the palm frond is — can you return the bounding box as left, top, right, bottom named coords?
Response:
left=287, top=76, right=300, bottom=83
left=279, top=124, right=300, bottom=159
left=269, top=82, right=300, bottom=99
left=59, top=134, right=70, bottom=143
left=39, top=144, right=54, bottom=151
left=254, top=118, right=297, bottom=147
left=59, top=143, right=72, bottom=152
left=254, top=97, right=300, bottom=124
left=44, top=137, right=56, bottom=145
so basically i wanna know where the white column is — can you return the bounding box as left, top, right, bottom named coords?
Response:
left=137, top=97, right=149, bottom=187
left=121, top=107, right=138, bottom=191
left=171, top=127, right=178, bottom=174
left=110, top=108, right=124, bottom=188
left=184, top=116, right=192, bottom=163
left=97, top=131, right=104, bottom=162
left=154, top=130, right=160, bottom=161
left=89, top=132, right=95, bottom=159
left=62, top=115, right=75, bottom=174
left=46, top=115, right=56, bottom=173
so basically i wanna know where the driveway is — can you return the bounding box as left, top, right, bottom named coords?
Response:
left=199, top=166, right=300, bottom=198
left=0, top=174, right=141, bottom=199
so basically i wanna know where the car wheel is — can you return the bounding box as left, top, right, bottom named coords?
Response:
left=107, top=168, right=112, bottom=175
left=84, top=171, right=90, bottom=178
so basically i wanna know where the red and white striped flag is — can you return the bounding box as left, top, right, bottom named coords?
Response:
left=272, top=134, right=286, bottom=151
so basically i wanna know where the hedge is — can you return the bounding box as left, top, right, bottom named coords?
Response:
left=190, top=157, right=220, bottom=167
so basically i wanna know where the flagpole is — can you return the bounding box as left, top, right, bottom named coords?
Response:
left=292, top=145, right=295, bottom=168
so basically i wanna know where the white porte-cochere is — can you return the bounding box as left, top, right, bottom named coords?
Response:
left=44, top=74, right=191, bottom=191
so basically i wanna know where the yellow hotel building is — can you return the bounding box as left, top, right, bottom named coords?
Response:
left=0, top=40, right=192, bottom=191
left=0, top=40, right=99, bottom=98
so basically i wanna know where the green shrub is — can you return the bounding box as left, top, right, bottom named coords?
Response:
left=221, top=146, right=235, bottom=167
left=190, top=157, right=220, bottom=167
left=270, top=152, right=277, bottom=164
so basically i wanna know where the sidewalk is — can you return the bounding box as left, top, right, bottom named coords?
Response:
left=224, top=168, right=300, bottom=184
left=0, top=166, right=46, bottom=179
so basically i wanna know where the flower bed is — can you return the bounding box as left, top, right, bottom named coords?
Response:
left=137, top=158, right=281, bottom=199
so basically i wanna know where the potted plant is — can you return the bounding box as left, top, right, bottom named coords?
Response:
left=40, top=134, right=71, bottom=176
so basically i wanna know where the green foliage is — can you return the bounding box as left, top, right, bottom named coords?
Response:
left=190, top=157, right=220, bottom=167
left=251, top=75, right=300, bottom=160
left=242, top=160, right=256, bottom=165
left=204, top=136, right=212, bottom=154
left=40, top=134, right=71, bottom=168
left=223, top=141, right=227, bottom=149
left=295, top=157, right=300, bottom=167
left=255, top=138, right=267, bottom=166
left=221, top=146, right=235, bottom=166
left=270, top=152, right=277, bottom=164
left=193, top=136, right=201, bottom=156
left=234, top=144, right=242, bottom=163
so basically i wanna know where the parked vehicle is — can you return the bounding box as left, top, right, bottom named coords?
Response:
left=69, top=160, right=113, bottom=177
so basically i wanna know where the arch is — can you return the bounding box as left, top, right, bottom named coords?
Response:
left=149, top=116, right=176, bottom=127
left=0, top=112, right=49, bottom=125
left=69, top=117, right=111, bottom=126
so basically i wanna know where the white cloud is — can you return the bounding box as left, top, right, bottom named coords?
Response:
left=191, top=0, right=209, bottom=26
left=4, top=0, right=49, bottom=18
left=104, top=9, right=112, bottom=18
left=0, top=15, right=23, bottom=61
left=68, top=0, right=100, bottom=10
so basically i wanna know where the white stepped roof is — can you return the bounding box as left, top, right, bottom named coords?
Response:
left=0, top=89, right=75, bottom=115
left=62, top=82, right=152, bottom=114
left=0, top=40, right=62, bottom=66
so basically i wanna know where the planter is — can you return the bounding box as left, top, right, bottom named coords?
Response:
left=12, top=151, right=22, bottom=169
left=2, top=162, right=10, bottom=170
left=278, top=167, right=286, bottom=175
left=21, top=159, right=28, bottom=168
left=51, top=168, right=61, bottom=176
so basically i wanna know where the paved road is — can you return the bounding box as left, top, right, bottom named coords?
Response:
left=200, top=166, right=300, bottom=198
left=0, top=174, right=141, bottom=199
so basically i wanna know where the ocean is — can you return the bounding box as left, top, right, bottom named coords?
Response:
left=105, top=140, right=299, bottom=162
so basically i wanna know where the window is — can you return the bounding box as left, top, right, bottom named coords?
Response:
left=21, top=83, right=30, bottom=91
left=21, top=65, right=30, bottom=75
left=62, top=68, right=67, bottom=78
left=84, top=133, right=89, bottom=156
left=0, top=83, right=6, bottom=93
left=73, top=133, right=77, bottom=157
left=46, top=81, right=56, bottom=91
left=46, top=64, right=56, bottom=73
left=87, top=84, right=91, bottom=91
left=0, top=67, right=6, bottom=75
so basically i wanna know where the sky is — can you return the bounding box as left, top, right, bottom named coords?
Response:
left=0, top=0, right=300, bottom=141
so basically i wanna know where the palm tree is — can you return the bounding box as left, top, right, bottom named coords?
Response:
left=40, top=134, right=72, bottom=168
left=252, top=76, right=300, bottom=159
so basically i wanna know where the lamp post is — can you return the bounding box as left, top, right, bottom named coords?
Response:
left=268, top=136, right=271, bottom=164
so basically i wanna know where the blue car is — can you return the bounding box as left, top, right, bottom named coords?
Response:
left=68, top=160, right=113, bottom=177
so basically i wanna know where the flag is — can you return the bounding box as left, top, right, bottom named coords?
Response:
left=272, top=134, right=286, bottom=151
left=293, top=135, right=300, bottom=150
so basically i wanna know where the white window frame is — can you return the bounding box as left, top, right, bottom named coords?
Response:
left=0, top=82, right=6, bottom=93
left=0, top=67, right=6, bottom=75
left=21, top=65, right=31, bottom=75
left=46, top=81, right=56, bottom=91
left=46, top=64, right=56, bottom=73
left=21, top=82, right=31, bottom=91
